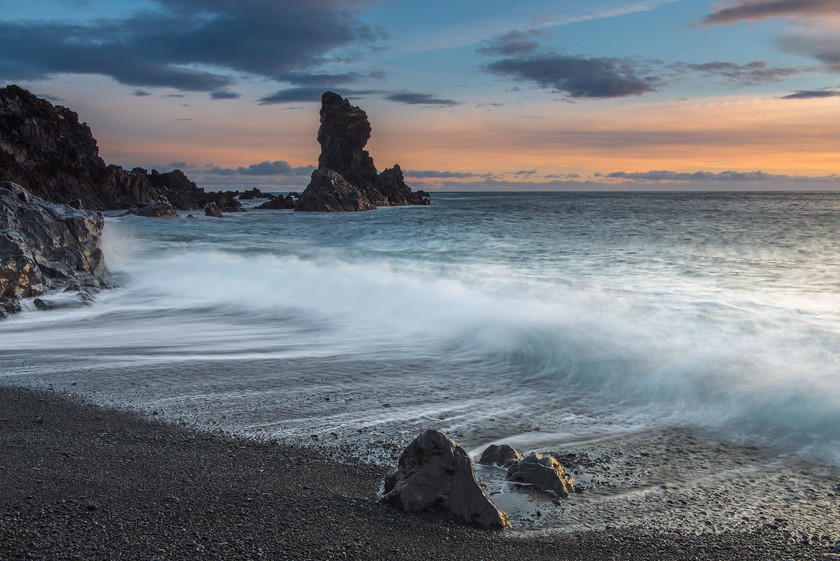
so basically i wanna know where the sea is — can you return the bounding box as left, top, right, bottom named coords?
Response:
left=3, top=191, right=840, bottom=533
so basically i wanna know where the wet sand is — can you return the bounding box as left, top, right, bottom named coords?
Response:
left=2, top=385, right=839, bottom=560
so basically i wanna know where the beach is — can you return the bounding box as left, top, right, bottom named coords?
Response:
left=3, top=384, right=835, bottom=561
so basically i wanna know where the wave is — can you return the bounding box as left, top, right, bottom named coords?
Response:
left=3, top=215, right=840, bottom=461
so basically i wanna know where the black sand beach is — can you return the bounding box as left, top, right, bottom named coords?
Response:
left=1, top=385, right=835, bottom=560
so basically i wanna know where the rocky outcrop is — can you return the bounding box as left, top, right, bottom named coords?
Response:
left=0, top=182, right=107, bottom=317
left=381, top=430, right=509, bottom=529
left=506, top=452, right=575, bottom=498
left=255, top=192, right=298, bottom=209
left=295, top=92, right=430, bottom=212
left=0, top=85, right=229, bottom=211
left=478, top=444, right=524, bottom=468
left=296, top=169, right=376, bottom=212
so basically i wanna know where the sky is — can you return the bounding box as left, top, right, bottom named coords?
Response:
left=2, top=0, right=840, bottom=192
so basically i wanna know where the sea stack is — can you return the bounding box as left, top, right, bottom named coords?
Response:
left=295, top=92, right=430, bottom=212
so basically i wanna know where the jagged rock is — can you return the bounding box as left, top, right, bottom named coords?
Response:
left=478, top=444, right=524, bottom=468
left=505, top=452, right=575, bottom=498
left=0, top=85, right=232, bottom=211
left=381, top=429, right=510, bottom=529
left=123, top=199, right=179, bottom=218
left=374, top=165, right=430, bottom=206
left=0, top=181, right=107, bottom=317
left=255, top=192, right=298, bottom=209
left=295, top=169, right=376, bottom=212
left=204, top=202, right=223, bottom=218
left=296, top=92, right=429, bottom=212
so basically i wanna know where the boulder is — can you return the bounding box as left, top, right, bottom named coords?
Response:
left=295, top=169, right=376, bottom=212
left=0, top=182, right=107, bottom=317
left=478, top=444, right=524, bottom=468
left=505, top=452, right=575, bottom=498
left=295, top=92, right=430, bottom=212
left=204, top=201, right=223, bottom=218
left=381, top=429, right=510, bottom=529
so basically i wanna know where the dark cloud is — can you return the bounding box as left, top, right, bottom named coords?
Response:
left=673, top=60, right=800, bottom=85
left=276, top=71, right=385, bottom=87
left=259, top=87, right=384, bottom=105
left=781, top=88, right=840, bottom=98
left=206, top=160, right=315, bottom=176
left=258, top=87, right=326, bottom=104
left=132, top=89, right=152, bottom=97
left=777, top=28, right=840, bottom=64
left=405, top=170, right=493, bottom=179
left=699, top=0, right=840, bottom=25
left=164, top=94, right=186, bottom=98
left=477, top=30, right=543, bottom=56
left=385, top=93, right=458, bottom=106
left=0, top=1, right=381, bottom=92
left=513, top=170, right=537, bottom=176
left=211, top=91, right=241, bottom=100
left=484, top=54, right=659, bottom=99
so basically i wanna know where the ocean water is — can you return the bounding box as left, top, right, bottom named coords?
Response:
left=3, top=191, right=840, bottom=466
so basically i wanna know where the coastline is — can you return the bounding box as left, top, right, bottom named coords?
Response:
left=1, top=384, right=832, bottom=561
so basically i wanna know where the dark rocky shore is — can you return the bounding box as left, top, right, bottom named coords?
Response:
left=1, top=385, right=829, bottom=561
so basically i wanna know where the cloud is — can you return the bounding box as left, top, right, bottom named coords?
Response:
left=606, top=169, right=820, bottom=181
left=276, top=71, right=385, bottom=87
left=211, top=91, right=241, bottom=100
left=405, top=169, right=494, bottom=179
left=0, top=0, right=381, bottom=92
left=483, top=53, right=659, bottom=98
left=258, top=87, right=384, bottom=104
left=699, top=0, right=840, bottom=25
left=477, top=30, right=543, bottom=56
left=674, top=60, right=801, bottom=85
left=385, top=93, right=458, bottom=106
left=781, top=88, right=840, bottom=98
left=132, top=89, right=152, bottom=97
left=777, top=26, right=840, bottom=65
left=206, top=160, right=315, bottom=176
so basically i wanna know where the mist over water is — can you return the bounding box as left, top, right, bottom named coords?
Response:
left=3, top=192, right=840, bottom=462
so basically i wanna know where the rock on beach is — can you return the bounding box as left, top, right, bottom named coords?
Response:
left=381, top=429, right=510, bottom=529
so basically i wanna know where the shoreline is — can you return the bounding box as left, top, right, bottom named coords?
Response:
left=1, top=385, right=834, bottom=560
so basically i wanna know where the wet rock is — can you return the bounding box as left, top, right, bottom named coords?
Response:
left=296, top=92, right=429, bottom=212
left=204, top=191, right=243, bottom=213
left=204, top=202, right=223, bottom=218
left=478, top=444, right=524, bottom=468
left=124, top=199, right=179, bottom=218
left=506, top=452, right=575, bottom=498
left=0, top=181, right=107, bottom=317
left=381, top=429, right=509, bottom=529
left=295, top=168, right=376, bottom=213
